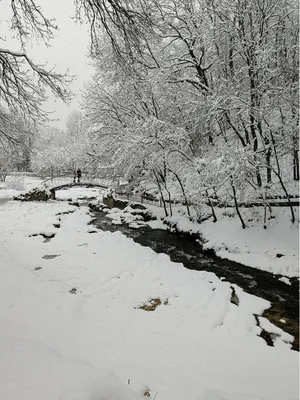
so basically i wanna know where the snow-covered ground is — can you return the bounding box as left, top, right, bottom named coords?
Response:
left=56, top=186, right=101, bottom=200
left=200, top=207, right=299, bottom=278
left=0, top=176, right=44, bottom=198
left=0, top=187, right=299, bottom=400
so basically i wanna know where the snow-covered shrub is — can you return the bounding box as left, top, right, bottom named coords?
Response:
left=5, top=175, right=25, bottom=190
left=13, top=187, right=50, bottom=201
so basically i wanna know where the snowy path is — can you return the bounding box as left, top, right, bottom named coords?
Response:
left=0, top=200, right=298, bottom=400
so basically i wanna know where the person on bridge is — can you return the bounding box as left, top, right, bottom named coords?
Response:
left=77, top=168, right=82, bottom=183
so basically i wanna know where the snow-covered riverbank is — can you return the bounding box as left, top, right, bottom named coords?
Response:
left=2, top=180, right=299, bottom=278
left=101, top=196, right=299, bottom=278
left=0, top=192, right=298, bottom=400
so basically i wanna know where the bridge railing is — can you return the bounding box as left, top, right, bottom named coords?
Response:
left=115, top=192, right=162, bottom=207
left=41, top=173, right=120, bottom=189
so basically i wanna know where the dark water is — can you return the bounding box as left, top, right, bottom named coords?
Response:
left=90, top=210, right=299, bottom=351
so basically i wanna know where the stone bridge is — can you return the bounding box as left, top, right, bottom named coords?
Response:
left=41, top=174, right=119, bottom=200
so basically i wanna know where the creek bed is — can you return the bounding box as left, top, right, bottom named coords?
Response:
left=90, top=209, right=299, bottom=351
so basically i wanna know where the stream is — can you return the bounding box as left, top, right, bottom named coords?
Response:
left=90, top=208, right=299, bottom=351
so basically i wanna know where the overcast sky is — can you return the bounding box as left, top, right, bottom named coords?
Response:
left=0, top=0, right=94, bottom=129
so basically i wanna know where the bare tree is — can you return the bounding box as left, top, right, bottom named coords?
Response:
left=75, top=0, right=153, bottom=60
left=0, top=0, right=72, bottom=121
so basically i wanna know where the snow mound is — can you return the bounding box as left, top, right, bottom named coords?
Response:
left=278, top=276, right=291, bottom=285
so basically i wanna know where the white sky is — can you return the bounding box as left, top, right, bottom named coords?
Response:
left=0, top=0, right=94, bottom=130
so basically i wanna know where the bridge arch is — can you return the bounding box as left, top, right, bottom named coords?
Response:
left=48, top=183, right=110, bottom=200
left=41, top=174, right=119, bottom=199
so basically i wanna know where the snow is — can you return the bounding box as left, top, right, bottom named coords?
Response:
left=197, top=390, right=267, bottom=400
left=198, top=389, right=298, bottom=400
left=199, top=207, right=299, bottom=278
left=0, top=192, right=299, bottom=400
left=100, top=199, right=299, bottom=277
left=0, top=335, right=142, bottom=400
left=0, top=176, right=44, bottom=198
left=0, top=188, right=19, bottom=198
left=258, top=317, right=295, bottom=349
left=56, top=186, right=101, bottom=200
left=279, top=277, right=292, bottom=285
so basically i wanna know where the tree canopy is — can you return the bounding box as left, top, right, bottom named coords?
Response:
left=0, top=0, right=298, bottom=225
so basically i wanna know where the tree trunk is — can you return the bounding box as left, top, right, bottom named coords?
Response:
left=168, top=191, right=172, bottom=217
left=274, top=169, right=295, bottom=224
left=269, top=131, right=295, bottom=223
left=161, top=195, right=168, bottom=217
left=293, top=136, right=299, bottom=181
left=169, top=169, right=191, bottom=217
left=246, top=38, right=262, bottom=188
left=249, top=116, right=262, bottom=187
left=255, top=164, right=262, bottom=187
left=153, top=170, right=168, bottom=217
left=266, top=146, right=272, bottom=183
left=206, top=190, right=217, bottom=223
left=230, top=176, right=246, bottom=229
